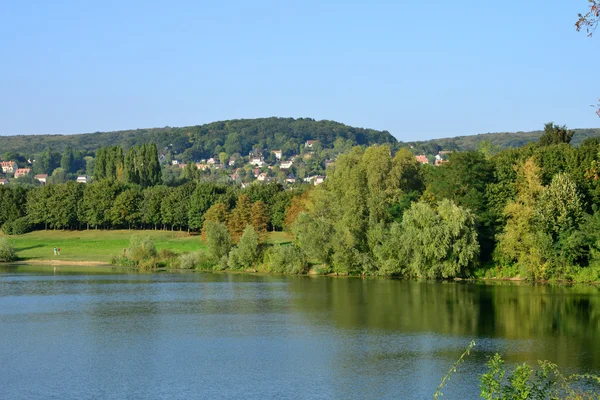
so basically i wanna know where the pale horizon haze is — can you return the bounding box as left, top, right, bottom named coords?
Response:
left=0, top=0, right=598, bottom=141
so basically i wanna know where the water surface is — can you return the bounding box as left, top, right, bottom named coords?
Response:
left=1, top=266, right=599, bottom=399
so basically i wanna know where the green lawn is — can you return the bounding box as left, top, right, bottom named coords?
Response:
left=1, top=229, right=294, bottom=263
left=1, top=230, right=205, bottom=262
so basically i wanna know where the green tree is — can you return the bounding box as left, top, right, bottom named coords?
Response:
left=81, top=180, right=122, bottom=229
left=49, top=167, right=68, bottom=184
left=110, top=188, right=143, bottom=229
left=204, top=221, right=232, bottom=265
left=60, top=147, right=74, bottom=173
left=227, top=225, right=260, bottom=270
left=228, top=194, right=253, bottom=241
left=538, top=122, right=574, bottom=147
left=250, top=200, right=269, bottom=239
left=397, top=199, right=479, bottom=278
left=495, top=158, right=546, bottom=278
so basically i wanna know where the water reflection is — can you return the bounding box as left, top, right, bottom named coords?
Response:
left=1, top=267, right=600, bottom=399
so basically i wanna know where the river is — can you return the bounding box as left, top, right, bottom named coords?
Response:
left=1, top=265, right=599, bottom=399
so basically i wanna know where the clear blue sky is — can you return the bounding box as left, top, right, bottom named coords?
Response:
left=0, top=0, right=598, bottom=141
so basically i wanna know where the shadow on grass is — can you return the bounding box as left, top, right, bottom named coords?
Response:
left=14, top=244, right=45, bottom=251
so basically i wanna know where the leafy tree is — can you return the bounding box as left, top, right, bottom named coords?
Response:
left=141, top=185, right=169, bottom=229
left=227, top=225, right=260, bottom=270
left=110, top=188, right=143, bottom=229
left=397, top=199, right=479, bottom=278
left=538, top=122, right=574, bottom=146
left=60, top=147, right=74, bottom=173
left=250, top=200, right=269, bottom=239
left=46, top=181, right=83, bottom=229
left=228, top=194, right=253, bottom=241
left=81, top=180, right=122, bottom=229
left=49, top=167, right=68, bottom=184
left=263, top=244, right=308, bottom=274
left=201, top=203, right=230, bottom=240
left=204, top=221, right=232, bottom=264
left=495, top=158, right=546, bottom=278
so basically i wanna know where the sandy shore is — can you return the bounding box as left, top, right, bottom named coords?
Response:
left=10, top=259, right=112, bottom=267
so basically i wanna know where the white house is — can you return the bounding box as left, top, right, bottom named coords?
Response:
left=272, top=150, right=282, bottom=160
left=76, top=175, right=90, bottom=184
left=34, top=174, right=48, bottom=184
left=1, top=161, right=17, bottom=174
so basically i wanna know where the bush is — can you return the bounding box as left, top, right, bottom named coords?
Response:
left=110, top=255, right=138, bottom=268
left=2, top=217, right=32, bottom=235
left=0, top=238, right=17, bottom=262
left=129, top=236, right=158, bottom=262
left=178, top=251, right=215, bottom=270
left=114, top=236, right=159, bottom=268
left=263, top=244, right=309, bottom=274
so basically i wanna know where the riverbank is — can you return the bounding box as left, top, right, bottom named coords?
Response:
left=0, top=229, right=292, bottom=263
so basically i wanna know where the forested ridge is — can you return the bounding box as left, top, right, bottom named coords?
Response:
left=1, top=117, right=598, bottom=161
left=0, top=117, right=396, bottom=158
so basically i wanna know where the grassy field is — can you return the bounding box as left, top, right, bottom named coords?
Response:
left=0, top=229, right=293, bottom=263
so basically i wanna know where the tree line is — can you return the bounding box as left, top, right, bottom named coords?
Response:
left=0, top=179, right=296, bottom=234
left=286, top=123, right=600, bottom=281
left=4, top=122, right=600, bottom=281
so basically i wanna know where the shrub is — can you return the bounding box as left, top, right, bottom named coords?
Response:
left=129, top=236, right=158, bottom=262
left=0, top=238, right=17, bottom=262
left=263, top=244, right=309, bottom=274
left=110, top=255, right=137, bottom=268
left=178, top=251, right=215, bottom=270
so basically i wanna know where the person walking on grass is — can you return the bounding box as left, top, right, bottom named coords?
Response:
left=53, top=247, right=57, bottom=256
left=57, top=247, right=60, bottom=256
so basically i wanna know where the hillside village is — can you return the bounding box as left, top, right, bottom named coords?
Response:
left=0, top=138, right=451, bottom=187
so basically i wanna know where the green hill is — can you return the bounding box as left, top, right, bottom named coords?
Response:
left=408, top=128, right=600, bottom=155
left=1, top=117, right=598, bottom=160
left=0, top=117, right=396, bottom=158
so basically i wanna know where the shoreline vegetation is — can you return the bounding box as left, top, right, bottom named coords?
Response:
left=1, top=229, right=599, bottom=285
left=4, top=124, right=600, bottom=283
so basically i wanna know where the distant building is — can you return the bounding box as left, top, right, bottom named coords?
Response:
left=34, top=174, right=48, bottom=184
left=304, top=175, right=326, bottom=185
left=14, top=168, right=31, bottom=178
left=305, top=140, right=319, bottom=148
left=314, top=175, right=325, bottom=185
left=171, top=160, right=181, bottom=165
left=257, top=173, right=268, bottom=182
left=285, top=174, right=296, bottom=184
left=0, top=161, right=17, bottom=174
left=76, top=175, right=90, bottom=184
left=272, top=150, right=282, bottom=160
left=280, top=160, right=293, bottom=169
left=0, top=178, right=8, bottom=185
left=415, top=155, right=429, bottom=164
left=250, top=157, right=265, bottom=167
